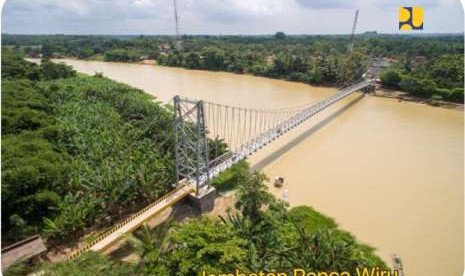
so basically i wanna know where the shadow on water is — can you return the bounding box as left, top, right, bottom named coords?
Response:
left=251, top=93, right=365, bottom=171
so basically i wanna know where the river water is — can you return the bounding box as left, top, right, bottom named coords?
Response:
left=55, top=59, right=463, bottom=276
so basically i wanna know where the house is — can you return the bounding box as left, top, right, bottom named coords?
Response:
left=158, top=44, right=171, bottom=54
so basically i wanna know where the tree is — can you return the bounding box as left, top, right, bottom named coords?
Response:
left=78, top=47, right=94, bottom=59
left=184, top=52, right=201, bottom=69
left=40, top=61, right=76, bottom=80
left=340, top=52, right=368, bottom=85
left=380, top=69, right=401, bottom=88
left=275, top=32, right=286, bottom=40
left=41, top=41, right=53, bottom=60
left=208, top=136, right=228, bottom=160
left=285, top=224, right=365, bottom=273
left=168, top=217, right=247, bottom=274
left=235, top=171, right=272, bottom=222
left=201, top=47, right=226, bottom=70
left=399, top=76, right=437, bottom=98
left=128, top=223, right=172, bottom=274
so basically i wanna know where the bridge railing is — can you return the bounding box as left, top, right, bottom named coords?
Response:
left=195, top=80, right=371, bottom=189
left=66, top=182, right=193, bottom=260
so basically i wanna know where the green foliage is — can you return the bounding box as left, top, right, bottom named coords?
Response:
left=168, top=217, right=247, bottom=275
left=380, top=69, right=401, bottom=88
left=383, top=54, right=464, bottom=102
left=40, top=61, right=76, bottom=80
left=40, top=252, right=136, bottom=276
left=288, top=206, right=337, bottom=233
left=2, top=48, right=41, bottom=80
left=275, top=32, right=287, bottom=40
left=3, top=260, right=35, bottom=276
left=104, top=49, right=141, bottom=62
left=1, top=48, right=75, bottom=81
left=287, top=207, right=386, bottom=269
left=4, top=34, right=462, bottom=90
left=41, top=42, right=54, bottom=60
left=29, top=168, right=386, bottom=276
left=1, top=52, right=176, bottom=243
left=36, top=75, right=175, bottom=238
left=208, top=136, right=229, bottom=160
left=285, top=225, right=377, bottom=273
left=211, top=160, right=249, bottom=192
left=2, top=45, right=392, bottom=274
left=1, top=68, right=72, bottom=242
left=336, top=52, right=368, bottom=85
left=1, top=80, right=52, bottom=134
left=399, top=76, right=437, bottom=98
left=422, top=54, right=464, bottom=88
left=235, top=171, right=273, bottom=222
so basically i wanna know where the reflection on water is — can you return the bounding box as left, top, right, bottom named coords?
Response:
left=57, top=59, right=464, bottom=276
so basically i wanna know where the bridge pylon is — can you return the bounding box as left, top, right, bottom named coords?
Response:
left=173, top=96, right=210, bottom=196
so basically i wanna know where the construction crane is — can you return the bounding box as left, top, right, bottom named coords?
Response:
left=173, top=0, right=182, bottom=49
left=348, top=9, right=359, bottom=53
left=173, top=0, right=180, bottom=39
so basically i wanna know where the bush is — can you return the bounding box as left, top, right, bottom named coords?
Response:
left=211, top=161, right=249, bottom=192
left=380, top=69, right=401, bottom=88
left=288, top=206, right=337, bottom=233
left=40, top=61, right=76, bottom=80
left=449, top=88, right=464, bottom=102
left=399, top=76, right=437, bottom=98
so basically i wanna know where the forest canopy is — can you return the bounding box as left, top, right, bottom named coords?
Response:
left=3, top=34, right=463, bottom=94
left=1, top=49, right=175, bottom=243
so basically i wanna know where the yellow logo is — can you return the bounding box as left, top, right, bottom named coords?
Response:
left=399, top=7, right=424, bottom=30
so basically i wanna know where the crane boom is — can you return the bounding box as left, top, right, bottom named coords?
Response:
left=348, top=9, right=359, bottom=53
left=173, top=0, right=180, bottom=39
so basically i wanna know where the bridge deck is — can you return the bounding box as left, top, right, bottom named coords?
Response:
left=67, top=184, right=194, bottom=259
left=194, top=80, right=371, bottom=190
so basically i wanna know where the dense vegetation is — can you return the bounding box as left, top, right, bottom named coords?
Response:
left=2, top=49, right=390, bottom=275
left=1, top=49, right=175, bottom=243
left=7, top=167, right=386, bottom=276
left=380, top=54, right=464, bottom=102
left=3, top=33, right=463, bottom=91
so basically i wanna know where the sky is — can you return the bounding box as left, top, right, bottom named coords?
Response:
left=1, top=0, right=463, bottom=35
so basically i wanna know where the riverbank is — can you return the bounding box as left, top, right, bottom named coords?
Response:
left=53, top=56, right=465, bottom=111
left=373, top=88, right=464, bottom=111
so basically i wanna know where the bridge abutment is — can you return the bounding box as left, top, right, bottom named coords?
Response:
left=186, top=187, right=217, bottom=214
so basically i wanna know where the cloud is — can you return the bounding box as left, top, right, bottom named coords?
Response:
left=295, top=0, right=355, bottom=9
left=373, top=0, right=441, bottom=9
left=1, top=0, right=463, bottom=34
left=182, top=0, right=292, bottom=23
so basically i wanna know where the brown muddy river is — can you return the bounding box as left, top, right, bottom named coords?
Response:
left=54, top=59, right=463, bottom=276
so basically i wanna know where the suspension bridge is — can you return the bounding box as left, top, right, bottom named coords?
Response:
left=66, top=79, right=372, bottom=260
left=174, top=80, right=372, bottom=196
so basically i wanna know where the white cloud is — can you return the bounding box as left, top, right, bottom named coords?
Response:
left=1, top=0, right=463, bottom=34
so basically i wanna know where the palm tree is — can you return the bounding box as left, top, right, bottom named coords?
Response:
left=220, top=210, right=283, bottom=271
left=235, top=171, right=272, bottom=222
left=208, top=136, right=229, bottom=160
left=127, top=222, right=172, bottom=266
left=283, top=221, right=362, bottom=273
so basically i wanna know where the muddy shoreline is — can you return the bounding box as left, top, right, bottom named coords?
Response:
left=372, top=88, right=464, bottom=111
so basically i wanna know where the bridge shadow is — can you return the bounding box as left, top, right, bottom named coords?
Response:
left=251, top=94, right=365, bottom=171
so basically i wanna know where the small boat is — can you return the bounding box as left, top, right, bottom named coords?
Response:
left=274, top=177, right=284, bottom=187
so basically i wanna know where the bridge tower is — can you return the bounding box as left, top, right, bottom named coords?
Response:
left=173, top=96, right=216, bottom=212
left=173, top=96, right=210, bottom=193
